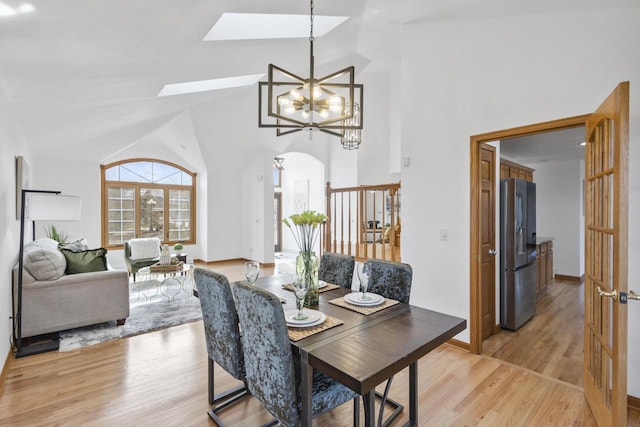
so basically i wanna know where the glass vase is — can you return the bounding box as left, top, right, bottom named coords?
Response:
left=296, top=251, right=319, bottom=306
left=160, top=244, right=171, bottom=266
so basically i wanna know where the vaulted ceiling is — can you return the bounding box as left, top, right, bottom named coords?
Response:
left=1, top=0, right=635, bottom=162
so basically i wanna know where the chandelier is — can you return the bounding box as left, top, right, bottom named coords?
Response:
left=341, top=102, right=361, bottom=150
left=258, top=0, right=363, bottom=146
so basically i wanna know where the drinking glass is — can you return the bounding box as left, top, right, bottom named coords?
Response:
left=292, top=274, right=309, bottom=320
left=356, top=262, right=371, bottom=300
left=244, top=261, right=260, bottom=285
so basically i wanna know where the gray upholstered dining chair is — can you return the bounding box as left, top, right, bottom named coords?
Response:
left=365, top=258, right=413, bottom=304
left=194, top=268, right=249, bottom=426
left=318, top=252, right=355, bottom=289
left=232, top=281, right=360, bottom=427
left=363, top=258, right=413, bottom=427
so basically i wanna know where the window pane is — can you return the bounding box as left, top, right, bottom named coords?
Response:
left=103, top=160, right=195, bottom=247
left=105, top=161, right=192, bottom=185
left=169, top=189, right=191, bottom=241
left=107, top=186, right=136, bottom=245
left=119, top=164, right=152, bottom=183
left=139, top=188, right=164, bottom=239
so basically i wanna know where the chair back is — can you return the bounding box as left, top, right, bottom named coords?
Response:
left=318, top=252, right=355, bottom=289
left=194, top=268, right=245, bottom=381
left=232, top=281, right=300, bottom=426
left=364, top=259, right=413, bottom=304
left=126, top=237, right=161, bottom=260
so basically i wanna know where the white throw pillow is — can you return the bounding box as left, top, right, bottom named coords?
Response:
left=23, top=238, right=66, bottom=281
left=129, top=238, right=161, bottom=260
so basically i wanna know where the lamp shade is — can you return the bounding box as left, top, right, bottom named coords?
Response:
left=27, top=194, right=81, bottom=221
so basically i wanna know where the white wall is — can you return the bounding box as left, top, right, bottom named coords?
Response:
left=531, top=159, right=584, bottom=277
left=241, top=153, right=274, bottom=264
left=327, top=139, right=358, bottom=188
left=0, top=86, right=30, bottom=364
left=358, top=71, right=401, bottom=184
left=279, top=152, right=325, bottom=254
left=401, top=7, right=640, bottom=394
left=189, top=93, right=252, bottom=262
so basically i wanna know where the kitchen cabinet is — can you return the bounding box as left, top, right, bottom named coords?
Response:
left=500, top=158, right=534, bottom=182
left=536, top=239, right=554, bottom=295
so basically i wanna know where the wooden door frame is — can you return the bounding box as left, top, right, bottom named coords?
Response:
left=469, top=114, right=591, bottom=354
left=274, top=192, right=283, bottom=253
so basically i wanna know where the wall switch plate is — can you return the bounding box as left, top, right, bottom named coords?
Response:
left=440, top=229, right=448, bottom=241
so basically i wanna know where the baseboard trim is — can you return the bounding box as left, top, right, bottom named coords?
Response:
left=554, top=274, right=582, bottom=282
left=629, top=395, right=640, bottom=412
left=0, top=347, right=13, bottom=397
left=447, top=338, right=470, bottom=351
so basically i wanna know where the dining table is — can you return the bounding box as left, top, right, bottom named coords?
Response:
left=253, top=274, right=467, bottom=427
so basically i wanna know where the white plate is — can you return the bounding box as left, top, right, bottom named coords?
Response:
left=344, top=292, right=385, bottom=306
left=318, top=280, right=328, bottom=289
left=284, top=309, right=324, bottom=326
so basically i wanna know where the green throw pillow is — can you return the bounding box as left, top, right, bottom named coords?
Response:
left=60, top=247, right=108, bottom=274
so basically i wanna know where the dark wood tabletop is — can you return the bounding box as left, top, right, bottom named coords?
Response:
left=256, top=274, right=467, bottom=427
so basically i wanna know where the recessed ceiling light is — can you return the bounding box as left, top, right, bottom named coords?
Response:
left=157, top=73, right=265, bottom=97
left=204, top=13, right=348, bottom=41
left=580, top=142, right=586, bottom=146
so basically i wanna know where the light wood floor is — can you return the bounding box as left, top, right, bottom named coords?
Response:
left=2, top=261, right=639, bottom=426
left=483, top=277, right=585, bottom=387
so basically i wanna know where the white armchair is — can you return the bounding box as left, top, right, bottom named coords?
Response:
left=124, top=237, right=162, bottom=281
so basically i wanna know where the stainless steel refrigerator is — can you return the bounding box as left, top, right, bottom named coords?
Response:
left=500, top=178, right=537, bottom=330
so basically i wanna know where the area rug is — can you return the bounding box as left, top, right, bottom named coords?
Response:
left=59, top=277, right=203, bottom=352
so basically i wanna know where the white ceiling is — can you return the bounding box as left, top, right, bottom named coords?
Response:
left=500, top=126, right=586, bottom=165
left=0, top=0, right=636, bottom=161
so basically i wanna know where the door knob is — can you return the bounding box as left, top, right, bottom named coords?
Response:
left=597, top=286, right=618, bottom=301
left=628, top=290, right=640, bottom=300
left=488, top=249, right=497, bottom=256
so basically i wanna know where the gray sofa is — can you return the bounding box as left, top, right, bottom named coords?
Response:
left=13, top=238, right=130, bottom=338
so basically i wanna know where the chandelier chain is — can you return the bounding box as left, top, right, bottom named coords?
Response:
left=309, top=0, right=314, bottom=42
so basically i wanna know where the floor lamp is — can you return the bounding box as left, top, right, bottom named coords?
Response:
left=14, top=189, right=82, bottom=358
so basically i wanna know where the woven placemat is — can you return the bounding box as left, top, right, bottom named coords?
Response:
left=328, top=296, right=400, bottom=315
left=281, top=282, right=341, bottom=293
left=287, top=314, right=343, bottom=342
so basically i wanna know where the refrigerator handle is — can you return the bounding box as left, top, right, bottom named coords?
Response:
left=517, top=226, right=525, bottom=255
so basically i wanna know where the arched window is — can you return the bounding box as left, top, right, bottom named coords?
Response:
left=101, top=159, right=196, bottom=248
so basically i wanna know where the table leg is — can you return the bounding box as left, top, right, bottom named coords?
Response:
left=363, top=389, right=375, bottom=426
left=409, top=362, right=417, bottom=426
left=300, top=350, right=313, bottom=426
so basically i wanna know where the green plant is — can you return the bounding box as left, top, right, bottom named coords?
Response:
left=282, top=210, right=327, bottom=253
left=173, top=242, right=184, bottom=252
left=44, top=224, right=69, bottom=244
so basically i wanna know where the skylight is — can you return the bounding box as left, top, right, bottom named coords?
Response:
left=157, top=74, right=265, bottom=97
left=204, top=13, right=349, bottom=41
left=0, top=2, right=34, bottom=17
